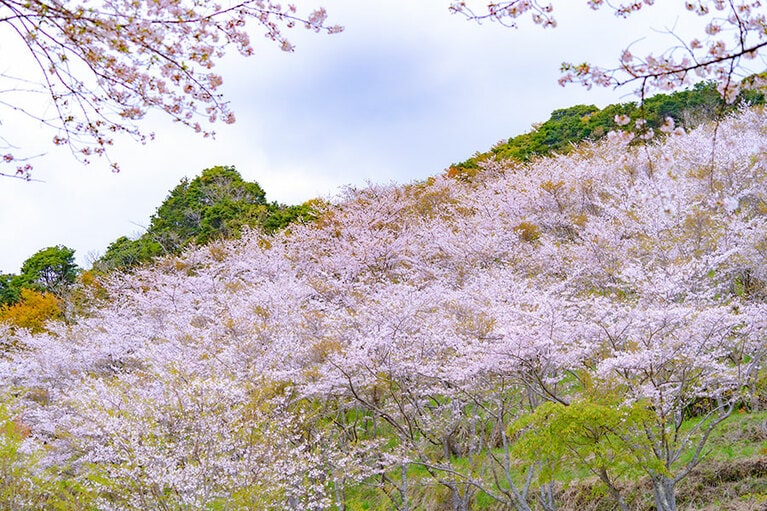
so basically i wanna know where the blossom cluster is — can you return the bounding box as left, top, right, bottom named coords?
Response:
left=453, top=1, right=767, bottom=101
left=0, top=0, right=342, bottom=176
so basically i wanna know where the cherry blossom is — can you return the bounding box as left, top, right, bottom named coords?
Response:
left=452, top=1, right=767, bottom=102
left=0, top=0, right=341, bottom=176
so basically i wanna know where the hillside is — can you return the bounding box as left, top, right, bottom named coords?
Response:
left=95, top=165, right=314, bottom=272
left=1, top=108, right=767, bottom=510
left=0, top=166, right=313, bottom=328
left=449, top=81, right=764, bottom=177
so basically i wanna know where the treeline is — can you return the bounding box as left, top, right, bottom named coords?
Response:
left=0, top=166, right=314, bottom=330
left=449, top=81, right=765, bottom=177
left=95, top=165, right=314, bottom=271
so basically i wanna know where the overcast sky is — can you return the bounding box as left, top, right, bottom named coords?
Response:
left=0, top=1, right=683, bottom=273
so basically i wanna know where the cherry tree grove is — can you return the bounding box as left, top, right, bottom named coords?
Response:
left=1, top=107, right=766, bottom=510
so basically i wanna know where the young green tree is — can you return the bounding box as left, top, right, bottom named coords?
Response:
left=510, top=394, right=657, bottom=511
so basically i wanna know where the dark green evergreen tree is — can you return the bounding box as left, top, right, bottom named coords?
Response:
left=0, top=273, right=20, bottom=306
left=96, top=166, right=313, bottom=272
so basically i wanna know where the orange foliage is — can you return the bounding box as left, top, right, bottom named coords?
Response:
left=514, top=221, right=542, bottom=242
left=0, top=288, right=63, bottom=333
left=446, top=165, right=479, bottom=182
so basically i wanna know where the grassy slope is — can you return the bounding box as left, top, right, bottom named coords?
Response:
left=558, top=411, right=767, bottom=511
left=344, top=99, right=767, bottom=509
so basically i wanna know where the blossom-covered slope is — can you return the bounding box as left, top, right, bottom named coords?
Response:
left=2, top=110, right=767, bottom=511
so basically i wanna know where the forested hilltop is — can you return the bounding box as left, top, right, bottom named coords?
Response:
left=449, top=81, right=765, bottom=178
left=0, top=166, right=315, bottom=329
left=1, top=103, right=766, bottom=510
left=95, top=165, right=315, bottom=272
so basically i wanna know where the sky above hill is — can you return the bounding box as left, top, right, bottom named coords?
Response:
left=0, top=1, right=685, bottom=272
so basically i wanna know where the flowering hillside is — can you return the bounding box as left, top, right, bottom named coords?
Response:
left=2, top=109, right=767, bottom=511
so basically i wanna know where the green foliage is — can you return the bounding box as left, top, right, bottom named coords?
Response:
left=96, top=166, right=315, bottom=272
left=0, top=273, right=20, bottom=307
left=0, top=246, right=80, bottom=309
left=451, top=81, right=765, bottom=172
left=509, top=395, right=659, bottom=484
left=0, top=400, right=94, bottom=510
left=98, top=236, right=164, bottom=271
left=16, top=245, right=79, bottom=297
left=501, top=104, right=603, bottom=161
left=148, top=165, right=270, bottom=250
left=262, top=202, right=315, bottom=233
left=0, top=246, right=79, bottom=325
left=0, top=402, right=32, bottom=509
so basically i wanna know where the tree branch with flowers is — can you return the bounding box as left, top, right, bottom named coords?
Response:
left=451, top=1, right=767, bottom=101
left=0, top=0, right=341, bottom=178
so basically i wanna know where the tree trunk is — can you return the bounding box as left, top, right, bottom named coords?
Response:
left=401, top=463, right=409, bottom=511
left=499, top=431, right=534, bottom=511
left=449, top=484, right=471, bottom=511
left=442, top=437, right=472, bottom=511
left=539, top=480, right=556, bottom=511
left=596, top=468, right=630, bottom=511
left=651, top=474, right=677, bottom=511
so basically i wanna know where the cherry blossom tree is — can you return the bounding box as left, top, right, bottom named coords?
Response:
left=451, top=1, right=767, bottom=102
left=5, top=0, right=764, bottom=181
left=0, top=0, right=341, bottom=178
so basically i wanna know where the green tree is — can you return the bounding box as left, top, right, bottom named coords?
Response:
left=98, top=236, right=164, bottom=272
left=96, top=166, right=315, bottom=272
left=510, top=394, right=657, bottom=511
left=0, top=274, right=20, bottom=307
left=148, top=165, right=271, bottom=251
left=17, top=245, right=79, bottom=297
left=262, top=202, right=316, bottom=233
